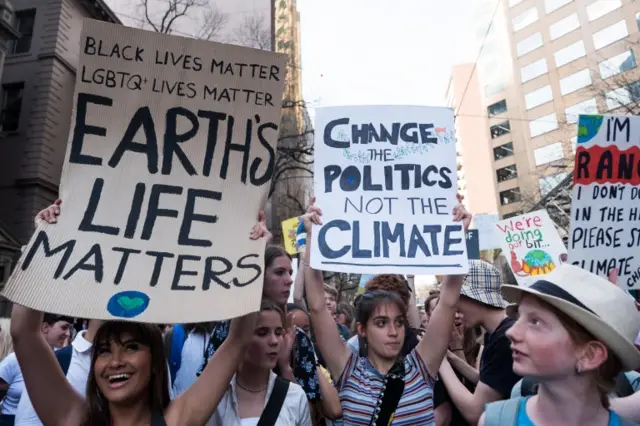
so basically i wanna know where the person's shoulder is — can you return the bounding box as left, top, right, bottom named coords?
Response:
left=0, top=352, right=18, bottom=370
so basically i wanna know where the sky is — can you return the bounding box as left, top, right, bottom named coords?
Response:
left=297, top=0, right=478, bottom=111
left=102, top=0, right=478, bottom=293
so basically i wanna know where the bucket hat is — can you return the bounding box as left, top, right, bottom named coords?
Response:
left=460, top=260, right=507, bottom=308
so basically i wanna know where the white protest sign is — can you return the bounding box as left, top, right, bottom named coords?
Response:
left=495, top=210, right=567, bottom=286
left=310, top=106, right=469, bottom=275
left=2, top=20, right=287, bottom=323
left=569, top=114, right=640, bottom=289
left=473, top=213, right=501, bottom=250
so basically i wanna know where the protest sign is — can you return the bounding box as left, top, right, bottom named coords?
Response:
left=472, top=213, right=501, bottom=250
left=569, top=114, right=640, bottom=289
left=281, top=216, right=301, bottom=255
left=496, top=210, right=567, bottom=285
left=310, top=106, right=468, bottom=275
left=466, top=230, right=480, bottom=260
left=1, top=20, right=287, bottom=323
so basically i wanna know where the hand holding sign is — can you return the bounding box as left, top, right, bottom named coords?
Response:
left=300, top=197, right=323, bottom=234
left=36, top=200, right=62, bottom=226
left=249, top=211, right=272, bottom=242
left=453, top=194, right=472, bottom=232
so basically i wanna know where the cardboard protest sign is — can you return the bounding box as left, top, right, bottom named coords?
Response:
left=1, top=20, right=287, bottom=323
left=466, top=230, right=480, bottom=260
left=281, top=216, right=301, bottom=255
left=496, top=210, right=567, bottom=285
left=310, top=106, right=469, bottom=275
left=569, top=114, right=640, bottom=289
left=472, top=213, right=501, bottom=250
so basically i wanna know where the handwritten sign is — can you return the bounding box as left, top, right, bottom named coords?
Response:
left=281, top=216, right=301, bottom=255
left=466, top=230, right=480, bottom=260
left=496, top=210, right=567, bottom=285
left=1, top=20, right=287, bottom=323
left=569, top=114, right=640, bottom=289
left=310, top=106, right=468, bottom=275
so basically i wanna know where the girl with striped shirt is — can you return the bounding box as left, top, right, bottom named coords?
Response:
left=299, top=199, right=470, bottom=425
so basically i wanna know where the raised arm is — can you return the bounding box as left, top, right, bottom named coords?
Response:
left=301, top=201, right=351, bottom=381
left=416, top=197, right=470, bottom=375
left=292, top=255, right=307, bottom=310
left=166, top=313, right=255, bottom=425
left=11, top=305, right=86, bottom=426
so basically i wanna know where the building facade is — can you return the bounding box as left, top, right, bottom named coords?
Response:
left=454, top=0, right=640, bottom=219
left=446, top=64, right=501, bottom=216
left=0, top=0, right=119, bottom=295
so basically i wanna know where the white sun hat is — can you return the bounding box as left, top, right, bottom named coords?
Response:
left=501, top=264, right=640, bottom=371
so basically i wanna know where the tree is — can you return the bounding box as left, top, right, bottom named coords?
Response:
left=135, top=0, right=227, bottom=40
left=232, top=12, right=272, bottom=50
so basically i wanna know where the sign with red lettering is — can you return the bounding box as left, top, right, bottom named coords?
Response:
left=1, top=20, right=287, bottom=322
left=495, top=210, right=567, bottom=286
left=569, top=114, right=640, bottom=289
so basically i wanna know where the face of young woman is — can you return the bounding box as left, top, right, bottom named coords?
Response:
left=245, top=311, right=283, bottom=370
left=506, top=295, right=580, bottom=378
left=262, top=256, right=293, bottom=306
left=42, top=320, right=72, bottom=349
left=363, top=302, right=405, bottom=360
left=93, top=332, right=152, bottom=405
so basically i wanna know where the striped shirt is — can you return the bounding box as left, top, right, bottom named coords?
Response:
left=337, top=350, right=435, bottom=425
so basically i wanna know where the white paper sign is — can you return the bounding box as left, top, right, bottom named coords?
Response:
left=310, top=105, right=469, bottom=275
left=473, top=213, right=501, bottom=250
left=496, top=210, right=567, bottom=285
left=569, top=114, right=640, bottom=289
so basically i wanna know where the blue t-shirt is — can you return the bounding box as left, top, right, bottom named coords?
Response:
left=516, top=396, right=622, bottom=426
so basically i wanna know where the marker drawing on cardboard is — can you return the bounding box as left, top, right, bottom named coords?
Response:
left=310, top=105, right=469, bottom=275
left=569, top=114, right=640, bottom=289
left=1, top=20, right=287, bottom=323
left=496, top=210, right=567, bottom=286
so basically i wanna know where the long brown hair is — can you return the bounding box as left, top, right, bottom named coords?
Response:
left=83, top=322, right=170, bottom=426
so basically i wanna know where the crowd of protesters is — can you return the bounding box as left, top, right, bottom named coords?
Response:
left=0, top=197, right=638, bottom=426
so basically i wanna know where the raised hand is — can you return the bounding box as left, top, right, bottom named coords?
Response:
left=278, top=313, right=296, bottom=368
left=228, top=312, right=259, bottom=346
left=35, top=199, right=62, bottom=227
left=249, top=211, right=272, bottom=242
left=453, top=193, right=472, bottom=232
left=299, top=197, right=323, bottom=234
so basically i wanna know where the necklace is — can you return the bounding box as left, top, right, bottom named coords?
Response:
left=236, top=379, right=267, bottom=393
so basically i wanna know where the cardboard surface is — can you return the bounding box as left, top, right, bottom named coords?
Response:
left=2, top=20, right=287, bottom=322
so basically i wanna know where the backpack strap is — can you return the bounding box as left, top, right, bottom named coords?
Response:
left=257, top=377, right=290, bottom=426
left=520, top=377, right=537, bottom=397
left=483, top=397, right=523, bottom=426
left=54, top=344, right=74, bottom=376
left=615, top=372, right=634, bottom=398
left=167, top=325, right=187, bottom=384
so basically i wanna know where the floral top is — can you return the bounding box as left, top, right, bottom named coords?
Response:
left=198, top=320, right=321, bottom=401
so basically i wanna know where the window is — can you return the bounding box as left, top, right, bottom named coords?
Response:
left=525, top=85, right=553, bottom=110
left=500, top=188, right=522, bottom=206
left=490, top=121, right=511, bottom=139
left=516, top=32, right=543, bottom=57
left=529, top=113, right=558, bottom=137
left=488, top=100, right=507, bottom=117
left=605, top=82, right=640, bottom=110
left=484, top=82, right=505, bottom=97
left=509, top=0, right=523, bottom=6
left=534, top=142, right=564, bottom=165
left=565, top=98, right=598, bottom=124
left=494, top=142, right=515, bottom=160
left=549, top=13, right=580, bottom=40
left=521, top=58, right=548, bottom=83
left=593, top=20, right=628, bottom=50
left=559, top=68, right=592, bottom=95
left=554, top=40, right=586, bottom=67
left=599, top=50, right=636, bottom=79
left=513, top=8, right=539, bottom=32
left=545, top=0, right=572, bottom=14
left=539, top=173, right=569, bottom=196
left=0, top=83, right=24, bottom=132
left=496, top=165, right=518, bottom=182
left=503, top=210, right=524, bottom=219
left=587, top=0, right=621, bottom=22
left=10, top=9, right=35, bottom=54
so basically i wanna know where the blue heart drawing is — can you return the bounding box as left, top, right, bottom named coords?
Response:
left=107, top=291, right=150, bottom=319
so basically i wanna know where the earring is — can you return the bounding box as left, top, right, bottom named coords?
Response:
left=575, top=364, right=583, bottom=374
